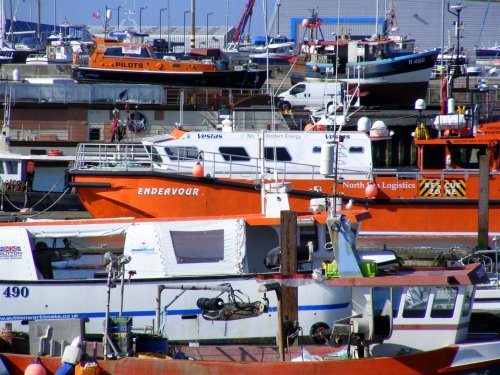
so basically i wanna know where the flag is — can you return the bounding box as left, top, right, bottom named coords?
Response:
left=92, top=11, right=101, bottom=19
left=118, top=89, right=128, bottom=101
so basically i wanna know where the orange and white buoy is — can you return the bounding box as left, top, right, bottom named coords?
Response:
left=192, top=163, right=204, bottom=177
left=364, top=183, right=378, bottom=198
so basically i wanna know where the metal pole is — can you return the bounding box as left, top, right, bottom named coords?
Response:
left=183, top=10, right=191, bottom=54
left=117, top=5, right=121, bottom=29
left=167, top=0, right=171, bottom=51
left=139, top=6, right=147, bottom=33
left=206, top=12, right=213, bottom=47
left=53, top=0, right=56, bottom=33
left=160, top=8, right=167, bottom=40
left=224, top=0, right=229, bottom=46
left=190, top=0, right=195, bottom=49
left=276, top=1, right=281, bottom=35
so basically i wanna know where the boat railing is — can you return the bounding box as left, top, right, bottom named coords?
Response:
left=74, top=143, right=154, bottom=170
left=73, top=143, right=323, bottom=183
left=372, top=168, right=496, bottom=180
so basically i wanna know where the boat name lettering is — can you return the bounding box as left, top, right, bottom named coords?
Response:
left=409, top=57, right=425, bottom=65
left=116, top=62, right=144, bottom=69
left=137, top=187, right=199, bottom=196
left=197, top=134, right=222, bottom=139
left=3, top=286, right=29, bottom=299
left=342, top=181, right=415, bottom=190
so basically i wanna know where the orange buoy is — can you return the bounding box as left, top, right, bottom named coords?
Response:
left=304, top=123, right=314, bottom=132
left=364, top=183, right=378, bottom=198
left=192, top=163, right=204, bottom=177
left=312, top=65, right=319, bottom=72
left=48, top=150, right=63, bottom=156
left=24, top=362, right=46, bottom=375
left=301, top=19, right=310, bottom=28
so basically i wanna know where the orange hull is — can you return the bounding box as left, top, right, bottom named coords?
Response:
left=72, top=173, right=500, bottom=235
left=3, top=347, right=500, bottom=375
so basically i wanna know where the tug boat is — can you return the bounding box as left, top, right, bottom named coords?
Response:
left=71, top=32, right=267, bottom=89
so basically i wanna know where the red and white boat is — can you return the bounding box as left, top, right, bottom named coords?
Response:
left=1, top=211, right=499, bottom=374
left=69, top=99, right=500, bottom=237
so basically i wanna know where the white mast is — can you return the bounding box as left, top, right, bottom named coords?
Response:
left=0, top=0, right=5, bottom=48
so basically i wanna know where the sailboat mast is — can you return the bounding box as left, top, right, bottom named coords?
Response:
left=0, top=0, right=4, bottom=47
left=37, top=0, right=40, bottom=41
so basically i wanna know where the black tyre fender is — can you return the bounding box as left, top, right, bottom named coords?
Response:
left=309, top=322, right=330, bottom=344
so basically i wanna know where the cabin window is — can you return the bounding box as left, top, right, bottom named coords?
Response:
left=264, top=147, right=292, bottom=162
left=402, top=286, right=430, bottom=318
left=164, top=146, right=199, bottom=161
left=148, top=147, right=162, bottom=163
left=462, top=285, right=474, bottom=317
left=218, top=147, right=251, bottom=162
left=104, top=46, right=152, bottom=59
left=312, top=146, right=322, bottom=153
left=422, top=145, right=446, bottom=169
left=170, top=230, right=224, bottom=263
left=104, top=47, right=125, bottom=57
left=448, top=145, right=485, bottom=169
left=374, top=287, right=403, bottom=318
left=430, top=287, right=458, bottom=318
left=0, top=160, right=18, bottom=175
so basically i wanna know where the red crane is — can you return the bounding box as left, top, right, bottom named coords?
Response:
left=232, top=0, right=256, bottom=45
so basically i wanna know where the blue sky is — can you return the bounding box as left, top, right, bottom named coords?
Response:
left=11, top=0, right=275, bottom=35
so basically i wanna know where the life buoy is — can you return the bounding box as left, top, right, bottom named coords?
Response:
left=127, top=111, right=147, bottom=132
left=48, top=150, right=63, bottom=156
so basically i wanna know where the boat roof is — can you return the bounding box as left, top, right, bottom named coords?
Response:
left=326, top=263, right=488, bottom=287
left=0, top=210, right=370, bottom=236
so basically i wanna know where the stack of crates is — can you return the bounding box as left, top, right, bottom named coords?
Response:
left=108, top=317, right=133, bottom=357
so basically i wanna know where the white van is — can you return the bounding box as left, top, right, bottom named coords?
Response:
left=276, top=82, right=344, bottom=112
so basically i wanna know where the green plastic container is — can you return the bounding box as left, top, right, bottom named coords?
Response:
left=323, top=261, right=339, bottom=278
left=359, top=260, right=377, bottom=277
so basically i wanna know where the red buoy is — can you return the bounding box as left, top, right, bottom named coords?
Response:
left=192, top=163, right=204, bottom=177
left=365, top=183, right=378, bottom=198
left=302, top=19, right=310, bottom=28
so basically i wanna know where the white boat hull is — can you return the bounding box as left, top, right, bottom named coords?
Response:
left=0, top=277, right=351, bottom=342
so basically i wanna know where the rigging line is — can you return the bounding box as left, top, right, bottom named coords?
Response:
left=476, top=0, right=492, bottom=48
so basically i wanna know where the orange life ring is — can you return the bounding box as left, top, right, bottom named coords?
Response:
left=48, top=150, right=63, bottom=156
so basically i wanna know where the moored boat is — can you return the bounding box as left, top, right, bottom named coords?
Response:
left=290, top=5, right=438, bottom=108
left=71, top=32, right=267, bottom=89
left=0, top=191, right=364, bottom=342
left=1, top=211, right=499, bottom=374
left=68, top=92, right=500, bottom=236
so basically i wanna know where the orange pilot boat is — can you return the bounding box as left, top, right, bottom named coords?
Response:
left=69, top=90, right=499, bottom=236
left=72, top=31, right=267, bottom=89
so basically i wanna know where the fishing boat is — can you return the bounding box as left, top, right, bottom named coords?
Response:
left=1, top=211, right=499, bottom=374
left=25, top=24, right=92, bottom=65
left=290, top=5, right=438, bottom=108
left=71, top=32, right=267, bottom=89
left=475, top=45, right=500, bottom=60
left=0, top=189, right=366, bottom=343
left=68, top=88, right=500, bottom=237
